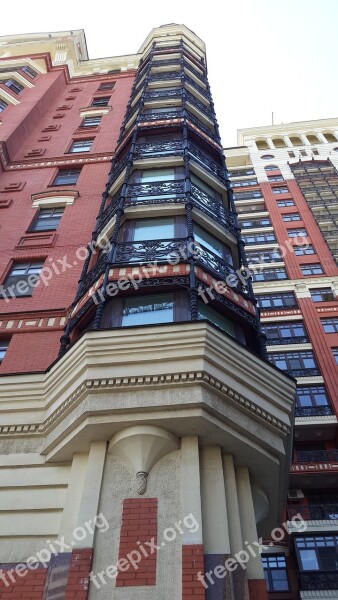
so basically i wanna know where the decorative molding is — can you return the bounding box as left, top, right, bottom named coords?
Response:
left=0, top=369, right=291, bottom=438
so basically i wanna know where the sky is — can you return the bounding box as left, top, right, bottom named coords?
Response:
left=1, top=0, right=337, bottom=146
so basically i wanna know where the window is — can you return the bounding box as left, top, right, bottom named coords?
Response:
left=261, top=154, right=275, bottom=159
left=52, top=168, right=81, bottom=186
left=0, top=262, right=44, bottom=298
left=282, top=213, right=301, bottom=221
left=194, top=224, right=233, bottom=264
left=288, top=228, right=308, bottom=238
left=140, top=168, right=176, bottom=182
left=300, top=150, right=307, bottom=157
left=0, top=340, right=9, bottom=363
left=288, top=151, right=295, bottom=158
left=80, top=116, right=101, bottom=128
left=321, top=318, right=338, bottom=333
left=233, top=190, right=263, bottom=200
left=263, top=321, right=306, bottom=341
left=277, top=199, right=295, bottom=207
left=232, top=179, right=258, bottom=188
left=262, top=555, right=289, bottom=592
left=300, top=263, right=323, bottom=276
left=21, top=66, right=37, bottom=78
left=310, top=288, right=335, bottom=302
left=91, top=96, right=110, bottom=107
left=272, top=186, right=289, bottom=194
left=269, top=351, right=319, bottom=375
left=197, top=302, right=244, bottom=341
left=295, top=536, right=338, bottom=572
left=256, top=292, right=297, bottom=310
left=122, top=294, right=174, bottom=326
left=294, top=245, right=315, bottom=255
left=29, top=207, right=64, bottom=232
left=242, top=233, right=276, bottom=245
left=124, top=217, right=175, bottom=242
left=252, top=268, right=288, bottom=281
left=264, top=165, right=279, bottom=172
left=296, top=386, right=330, bottom=408
left=68, top=139, right=93, bottom=153
left=0, top=79, right=24, bottom=94
left=268, top=175, right=284, bottom=182
left=333, top=348, right=338, bottom=365
left=229, top=168, right=255, bottom=177
left=98, top=82, right=115, bottom=90
left=241, top=218, right=271, bottom=228
left=0, top=99, right=8, bottom=112
left=246, top=249, right=282, bottom=263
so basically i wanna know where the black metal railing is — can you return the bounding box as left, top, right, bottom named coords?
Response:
left=266, top=336, right=309, bottom=345
left=81, top=253, right=108, bottom=291
left=196, top=244, right=247, bottom=292
left=295, top=405, right=334, bottom=418
left=284, top=367, right=321, bottom=377
left=189, top=142, right=224, bottom=180
left=139, top=109, right=184, bottom=122
left=295, top=449, right=338, bottom=462
left=126, top=180, right=185, bottom=198
left=115, top=238, right=186, bottom=264
left=299, top=571, right=338, bottom=591
left=287, top=504, right=338, bottom=521
left=134, top=139, right=184, bottom=160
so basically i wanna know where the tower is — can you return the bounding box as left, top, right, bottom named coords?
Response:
left=0, top=25, right=295, bottom=600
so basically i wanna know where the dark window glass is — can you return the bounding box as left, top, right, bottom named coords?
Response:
left=269, top=351, right=318, bottom=373
left=296, top=386, right=329, bottom=408
left=91, top=96, right=110, bottom=107
left=321, top=318, right=338, bottom=333
left=0, top=79, right=24, bottom=94
left=242, top=233, right=276, bottom=244
left=295, top=536, right=338, bottom=571
left=310, top=288, right=335, bottom=302
left=98, top=82, right=115, bottom=90
left=263, top=321, right=306, bottom=340
left=277, top=199, right=295, bottom=207
left=294, top=245, right=315, bottom=255
left=21, top=66, right=37, bottom=78
left=0, top=99, right=8, bottom=112
left=264, top=165, right=280, bottom=172
left=252, top=268, right=288, bottom=281
left=233, top=191, right=263, bottom=200
left=272, top=186, right=289, bottom=194
left=300, top=263, right=323, bottom=276
left=80, top=116, right=101, bottom=128
left=52, top=169, right=81, bottom=186
left=194, top=224, right=233, bottom=264
left=232, top=179, right=258, bottom=188
left=268, top=175, right=284, bottom=182
left=0, top=340, right=9, bottom=362
left=30, top=207, right=64, bottom=232
left=256, top=292, right=297, bottom=309
left=122, top=294, right=174, bottom=326
left=333, top=348, right=338, bottom=365
left=262, top=555, right=289, bottom=592
left=0, top=262, right=44, bottom=298
left=282, top=213, right=301, bottom=221
left=229, top=168, right=255, bottom=177
left=68, top=139, right=93, bottom=153
left=288, top=228, right=308, bottom=238
left=241, top=218, right=271, bottom=228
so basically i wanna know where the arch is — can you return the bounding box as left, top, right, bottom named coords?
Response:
left=264, top=164, right=280, bottom=172
left=271, top=137, right=286, bottom=148
left=289, top=135, right=303, bottom=146
left=306, top=133, right=320, bottom=144
left=322, top=132, right=337, bottom=143
left=256, top=139, right=269, bottom=150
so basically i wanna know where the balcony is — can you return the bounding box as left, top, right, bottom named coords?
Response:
left=295, top=405, right=334, bottom=417
left=299, top=571, right=338, bottom=591
left=287, top=504, right=338, bottom=521
left=295, top=450, right=338, bottom=462
left=286, top=368, right=321, bottom=378
left=266, top=336, right=309, bottom=346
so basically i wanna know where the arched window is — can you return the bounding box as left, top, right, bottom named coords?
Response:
left=323, top=132, right=337, bottom=143
left=265, top=165, right=280, bottom=172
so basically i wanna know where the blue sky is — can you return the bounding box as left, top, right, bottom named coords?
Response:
left=1, top=0, right=337, bottom=145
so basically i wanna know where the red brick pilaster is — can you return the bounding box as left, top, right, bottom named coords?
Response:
left=182, top=544, right=206, bottom=599
left=116, top=498, right=158, bottom=587
left=248, top=579, right=268, bottom=600
left=64, top=548, right=93, bottom=600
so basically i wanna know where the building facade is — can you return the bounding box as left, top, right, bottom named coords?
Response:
left=226, top=120, right=338, bottom=599
left=1, top=23, right=324, bottom=600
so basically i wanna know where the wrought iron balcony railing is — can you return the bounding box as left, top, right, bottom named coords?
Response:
left=115, top=238, right=186, bottom=264
left=144, top=88, right=182, bottom=102
left=266, top=336, right=309, bottom=345
left=299, top=571, right=338, bottom=591
left=139, top=109, right=184, bottom=122
left=287, top=504, right=338, bottom=521
left=134, top=139, right=183, bottom=160
left=126, top=180, right=185, bottom=198
left=295, top=449, right=338, bottom=462
left=188, top=141, right=225, bottom=181
left=295, top=405, right=334, bottom=417
left=285, top=367, right=321, bottom=378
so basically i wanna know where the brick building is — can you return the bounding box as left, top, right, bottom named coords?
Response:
left=2, top=22, right=333, bottom=600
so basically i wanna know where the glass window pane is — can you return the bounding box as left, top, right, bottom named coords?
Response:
left=122, top=295, right=174, bottom=326
left=299, top=549, right=319, bottom=571
left=140, top=168, right=175, bottom=182
left=198, top=302, right=235, bottom=337
left=133, top=218, right=175, bottom=241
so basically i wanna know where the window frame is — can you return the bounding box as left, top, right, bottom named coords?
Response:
left=0, top=339, right=9, bottom=363
left=1, top=261, right=44, bottom=298
left=295, top=536, right=338, bottom=572
left=52, top=168, right=81, bottom=186
left=80, top=116, right=102, bottom=128
left=91, top=96, right=111, bottom=107
left=296, top=386, right=330, bottom=408
left=256, top=292, right=297, bottom=310
left=300, top=263, right=323, bottom=276
left=310, top=288, right=335, bottom=302
left=262, top=554, right=290, bottom=592
left=29, top=207, right=65, bottom=232
left=263, top=321, right=307, bottom=341
left=67, top=139, right=94, bottom=154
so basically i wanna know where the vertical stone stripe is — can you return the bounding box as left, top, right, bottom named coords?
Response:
left=116, top=498, right=157, bottom=587
left=182, top=544, right=206, bottom=599
left=65, top=548, right=93, bottom=600
left=44, top=553, right=72, bottom=600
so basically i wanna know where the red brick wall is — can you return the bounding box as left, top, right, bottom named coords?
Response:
left=182, top=545, right=206, bottom=599
left=0, top=565, right=47, bottom=599
left=116, top=498, right=157, bottom=587
left=0, top=60, right=135, bottom=375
